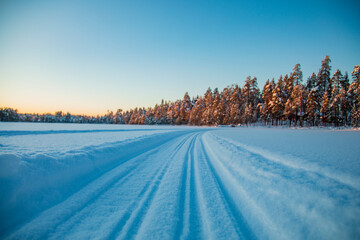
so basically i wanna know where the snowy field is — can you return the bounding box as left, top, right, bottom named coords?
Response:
left=0, top=122, right=359, bottom=240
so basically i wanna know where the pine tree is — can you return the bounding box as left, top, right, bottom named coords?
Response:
left=161, top=101, right=169, bottom=124
left=320, top=93, right=330, bottom=125
left=306, top=72, right=317, bottom=91
left=341, top=72, right=350, bottom=93
left=284, top=98, right=294, bottom=126
left=330, top=87, right=341, bottom=126
left=192, top=97, right=205, bottom=125
left=174, top=100, right=182, bottom=125
left=292, top=63, right=303, bottom=85
left=326, top=76, right=334, bottom=102
left=270, top=76, right=285, bottom=125
left=329, top=70, right=343, bottom=125
left=260, top=79, right=274, bottom=125
left=229, top=84, right=242, bottom=124
left=283, top=74, right=295, bottom=126
left=283, top=74, right=294, bottom=101
left=166, top=102, right=175, bottom=125
left=316, top=56, right=332, bottom=124
left=332, top=70, right=343, bottom=89
left=55, top=111, right=63, bottom=123
left=179, top=92, right=191, bottom=124
left=114, top=109, right=124, bottom=124
left=349, top=65, right=360, bottom=126
left=221, top=87, right=232, bottom=125
left=212, top=88, right=224, bottom=125
left=292, top=84, right=306, bottom=126
left=317, top=55, right=332, bottom=97
left=284, top=72, right=299, bottom=126
left=242, top=76, right=260, bottom=124
left=139, top=108, right=146, bottom=124
left=306, top=89, right=319, bottom=126
left=202, top=88, right=213, bottom=125
left=244, top=103, right=253, bottom=125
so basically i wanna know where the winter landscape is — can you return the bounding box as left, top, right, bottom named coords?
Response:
left=0, top=122, right=359, bottom=239
left=1, top=1, right=360, bottom=239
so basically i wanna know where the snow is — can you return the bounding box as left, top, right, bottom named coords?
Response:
left=0, top=122, right=190, bottom=155
left=0, top=123, right=359, bottom=239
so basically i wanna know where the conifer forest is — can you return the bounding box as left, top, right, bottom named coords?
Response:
left=1, top=56, right=360, bottom=127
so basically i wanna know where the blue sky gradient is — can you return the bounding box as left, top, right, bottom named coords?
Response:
left=1, top=0, right=359, bottom=115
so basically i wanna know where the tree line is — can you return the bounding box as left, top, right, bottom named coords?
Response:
left=1, top=56, right=359, bottom=127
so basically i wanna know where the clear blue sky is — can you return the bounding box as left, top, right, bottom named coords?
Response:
left=0, top=0, right=359, bottom=115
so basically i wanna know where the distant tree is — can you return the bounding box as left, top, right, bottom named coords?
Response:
left=259, top=80, right=274, bottom=125
left=66, top=112, right=73, bottom=122
left=0, top=107, right=19, bottom=121
left=329, top=70, right=343, bottom=125
left=283, top=74, right=294, bottom=101
left=105, top=110, right=114, bottom=124
left=242, top=76, right=260, bottom=124
left=349, top=65, right=360, bottom=126
left=229, top=85, right=242, bottom=124
left=320, top=93, right=330, bottom=125
left=292, top=84, right=306, bottom=126
left=189, top=97, right=205, bottom=125
left=146, top=106, right=155, bottom=124
left=114, top=109, right=124, bottom=124
left=159, top=100, right=170, bottom=124
left=292, top=63, right=303, bottom=85
left=212, top=88, right=224, bottom=125
left=270, top=76, right=285, bottom=125
left=179, top=92, right=191, bottom=124
left=55, top=111, right=63, bottom=122
left=317, top=55, right=332, bottom=98
left=305, top=89, right=319, bottom=126
left=202, top=88, right=213, bottom=125
left=316, top=56, right=332, bottom=125
left=166, top=102, right=175, bottom=125
left=173, top=100, right=182, bottom=125
left=221, top=87, right=232, bottom=125
left=244, top=103, right=253, bottom=125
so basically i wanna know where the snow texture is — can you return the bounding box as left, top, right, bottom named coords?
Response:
left=0, top=122, right=359, bottom=239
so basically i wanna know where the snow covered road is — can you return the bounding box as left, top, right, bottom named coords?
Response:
left=1, top=123, right=359, bottom=239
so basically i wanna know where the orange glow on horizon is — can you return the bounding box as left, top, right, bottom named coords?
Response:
left=1, top=105, right=124, bottom=117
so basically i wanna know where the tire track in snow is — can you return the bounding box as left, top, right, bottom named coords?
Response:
left=49, top=142, right=173, bottom=240
left=113, top=133, right=199, bottom=240
left=190, top=134, right=251, bottom=240
left=202, top=133, right=288, bottom=239
left=210, top=133, right=360, bottom=191
left=178, top=134, right=203, bottom=239
left=1, top=131, right=190, bottom=239
left=7, top=145, right=163, bottom=240
left=208, top=131, right=360, bottom=214
left=131, top=133, right=200, bottom=239
left=206, top=133, right=360, bottom=239
left=106, top=133, right=192, bottom=240
left=51, top=132, right=194, bottom=240
left=174, top=136, right=194, bottom=239
left=199, top=135, right=257, bottom=240
left=5, top=132, right=195, bottom=240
